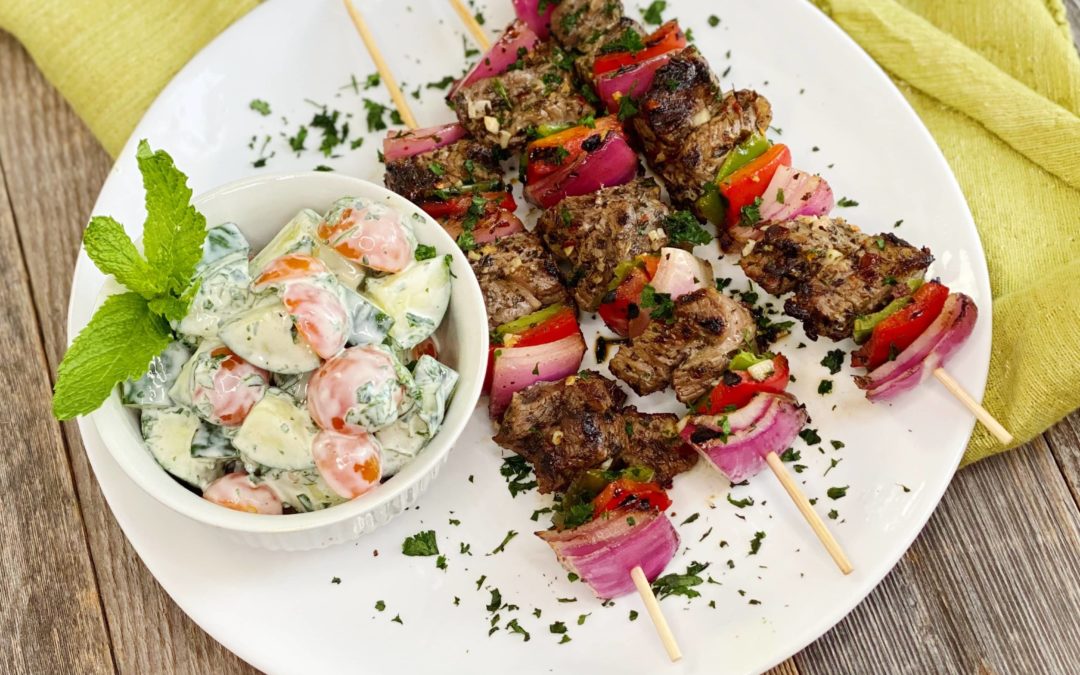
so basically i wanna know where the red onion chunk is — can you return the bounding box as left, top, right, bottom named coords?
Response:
left=489, top=332, right=586, bottom=417
left=596, top=53, right=675, bottom=113
left=524, top=131, right=638, bottom=208
left=758, top=165, right=834, bottom=223
left=448, top=20, right=540, bottom=98
left=512, top=0, right=555, bottom=39
left=538, top=508, right=679, bottom=599
left=680, top=393, right=808, bottom=483
left=857, top=293, right=978, bottom=401
left=649, top=248, right=712, bottom=300
left=472, top=209, right=525, bottom=244
left=383, top=123, right=467, bottom=162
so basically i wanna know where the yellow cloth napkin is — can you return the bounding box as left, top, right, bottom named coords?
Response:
left=3, top=0, right=1078, bottom=463
left=810, top=0, right=1080, bottom=463
left=0, top=0, right=256, bottom=157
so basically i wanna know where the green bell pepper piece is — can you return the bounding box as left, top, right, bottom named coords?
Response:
left=716, top=132, right=770, bottom=183
left=495, top=303, right=566, bottom=336
left=852, top=297, right=911, bottom=344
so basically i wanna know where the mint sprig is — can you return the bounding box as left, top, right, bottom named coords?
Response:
left=52, top=141, right=206, bottom=420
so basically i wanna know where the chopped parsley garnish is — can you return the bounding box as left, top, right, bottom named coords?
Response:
left=640, top=284, right=676, bottom=322
left=837, top=196, right=859, bottom=207
left=799, top=428, right=822, bottom=445
left=402, top=530, right=439, bottom=556
left=652, top=561, right=709, bottom=600
left=567, top=572, right=580, bottom=582
left=748, top=531, right=766, bottom=555
left=415, top=244, right=437, bottom=261
left=831, top=440, right=846, bottom=450
left=716, top=277, right=732, bottom=291
left=739, top=196, right=763, bottom=226
left=641, top=0, right=667, bottom=25
left=827, top=486, right=849, bottom=500
left=506, top=618, right=530, bottom=641
left=559, top=635, right=572, bottom=644
left=331, top=576, right=341, bottom=584
left=288, top=126, right=308, bottom=153
left=825, top=458, right=842, bottom=476
left=530, top=507, right=553, bottom=521
left=391, top=614, right=403, bottom=625
left=828, top=509, right=839, bottom=520
left=428, top=161, right=446, bottom=176
left=680, top=512, right=700, bottom=525
left=600, top=27, right=647, bottom=56
left=486, top=588, right=502, bottom=612
left=616, top=94, right=639, bottom=121
left=708, top=15, right=720, bottom=27
left=577, top=613, right=589, bottom=625
left=727, top=494, right=755, bottom=508
left=463, top=35, right=480, bottom=58
left=821, top=348, right=845, bottom=374
left=375, top=600, right=385, bottom=611
left=500, top=455, right=537, bottom=497
left=629, top=610, right=639, bottom=621
left=427, top=75, right=456, bottom=90
left=490, top=530, right=518, bottom=555
left=899, top=484, right=912, bottom=493
left=664, top=211, right=712, bottom=247
left=894, top=219, right=904, bottom=228
left=818, top=379, right=833, bottom=395
left=249, top=99, right=271, bottom=116
left=436, top=555, right=448, bottom=570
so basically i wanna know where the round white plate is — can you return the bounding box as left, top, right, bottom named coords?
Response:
left=69, top=0, right=991, bottom=673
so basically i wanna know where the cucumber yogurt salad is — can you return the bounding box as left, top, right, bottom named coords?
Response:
left=121, top=198, right=458, bottom=515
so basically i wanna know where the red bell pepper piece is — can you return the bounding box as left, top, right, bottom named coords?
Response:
left=696, top=355, right=791, bottom=413
left=597, top=262, right=655, bottom=338
left=719, top=144, right=792, bottom=227
left=525, top=117, right=621, bottom=184
left=591, top=478, right=672, bottom=516
left=592, top=21, right=688, bottom=76
left=421, top=192, right=517, bottom=220
left=852, top=281, right=950, bottom=370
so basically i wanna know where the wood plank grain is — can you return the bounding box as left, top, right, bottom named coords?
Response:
left=0, top=126, right=114, bottom=675
left=0, top=32, right=255, bottom=675
left=1045, top=410, right=1080, bottom=509
left=794, top=439, right=1080, bottom=674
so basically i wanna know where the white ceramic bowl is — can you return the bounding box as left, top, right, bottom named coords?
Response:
left=88, top=172, right=488, bottom=551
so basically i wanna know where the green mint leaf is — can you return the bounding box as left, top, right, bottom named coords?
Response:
left=136, top=140, right=206, bottom=295
left=147, top=277, right=201, bottom=324
left=83, top=216, right=160, bottom=298
left=52, top=292, right=171, bottom=420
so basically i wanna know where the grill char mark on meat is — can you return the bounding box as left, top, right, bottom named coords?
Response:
left=383, top=139, right=501, bottom=204
left=469, top=231, right=575, bottom=330
left=630, top=47, right=772, bottom=209
left=451, top=43, right=594, bottom=152
left=740, top=216, right=934, bottom=340
left=609, top=287, right=757, bottom=402
left=493, top=372, right=698, bottom=493
left=535, top=178, right=669, bottom=311
left=494, top=372, right=627, bottom=493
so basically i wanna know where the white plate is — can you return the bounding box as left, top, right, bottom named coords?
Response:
left=69, top=0, right=991, bottom=673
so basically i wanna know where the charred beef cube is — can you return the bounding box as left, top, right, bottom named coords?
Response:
left=535, top=178, right=669, bottom=311
left=384, top=139, right=501, bottom=204
left=740, top=216, right=933, bottom=340
left=740, top=216, right=867, bottom=297
left=612, top=408, right=698, bottom=486
left=494, top=371, right=628, bottom=493
left=469, top=230, right=575, bottom=330
left=631, top=47, right=772, bottom=208
left=609, top=287, right=756, bottom=402
left=550, top=0, right=626, bottom=52
left=451, top=43, right=593, bottom=152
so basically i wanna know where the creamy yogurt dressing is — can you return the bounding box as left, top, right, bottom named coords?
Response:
left=122, top=197, right=458, bottom=515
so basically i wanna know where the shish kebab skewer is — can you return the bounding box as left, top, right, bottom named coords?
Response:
left=341, top=0, right=683, bottom=661
left=454, top=2, right=853, bottom=572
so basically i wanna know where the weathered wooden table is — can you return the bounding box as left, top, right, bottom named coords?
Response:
left=2, top=5, right=1079, bottom=673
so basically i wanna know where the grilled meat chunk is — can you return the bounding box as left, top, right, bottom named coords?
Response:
left=469, top=230, right=574, bottom=330
left=740, top=216, right=933, bottom=340
left=535, top=178, right=669, bottom=311
left=384, top=139, right=501, bottom=204
left=612, top=408, right=698, bottom=486
left=609, top=287, right=756, bottom=402
left=451, top=43, right=593, bottom=152
left=550, top=0, right=626, bottom=52
left=494, top=372, right=628, bottom=493
left=631, top=47, right=772, bottom=208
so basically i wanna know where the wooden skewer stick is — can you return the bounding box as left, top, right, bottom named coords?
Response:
left=630, top=565, right=682, bottom=663
left=341, top=0, right=418, bottom=130
left=933, top=368, right=1013, bottom=445
left=449, top=0, right=491, bottom=50
left=764, top=451, right=853, bottom=575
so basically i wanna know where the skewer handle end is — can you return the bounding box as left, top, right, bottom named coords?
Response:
left=932, top=368, right=1013, bottom=445
left=630, top=565, right=683, bottom=662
